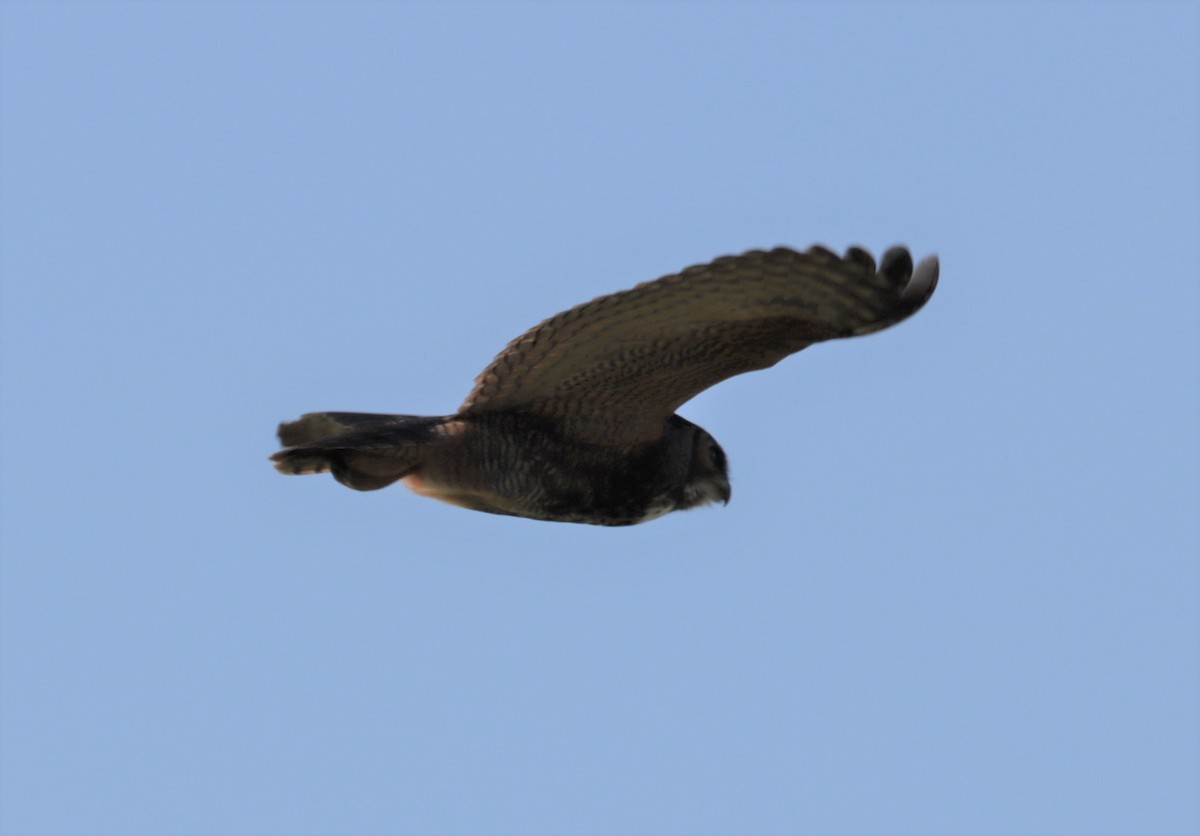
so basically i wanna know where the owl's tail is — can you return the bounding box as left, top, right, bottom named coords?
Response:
left=271, top=412, right=441, bottom=492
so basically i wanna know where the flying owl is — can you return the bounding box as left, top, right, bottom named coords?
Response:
left=271, top=244, right=938, bottom=525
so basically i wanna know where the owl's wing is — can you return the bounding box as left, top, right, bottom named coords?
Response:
left=460, top=245, right=938, bottom=445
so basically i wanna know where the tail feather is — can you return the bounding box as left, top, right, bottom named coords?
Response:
left=277, top=412, right=412, bottom=447
left=272, top=446, right=415, bottom=491
left=271, top=412, right=445, bottom=492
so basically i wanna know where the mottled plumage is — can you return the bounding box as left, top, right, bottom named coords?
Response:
left=272, top=244, right=938, bottom=525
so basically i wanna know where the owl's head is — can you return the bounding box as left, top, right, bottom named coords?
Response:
left=668, top=416, right=731, bottom=511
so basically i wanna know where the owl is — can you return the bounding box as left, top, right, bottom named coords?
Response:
left=272, top=244, right=938, bottom=525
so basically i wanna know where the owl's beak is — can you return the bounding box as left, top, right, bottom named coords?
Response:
left=716, top=479, right=731, bottom=506
left=684, top=477, right=730, bottom=510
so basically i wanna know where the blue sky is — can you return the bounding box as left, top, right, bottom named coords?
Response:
left=1, top=2, right=1196, bottom=834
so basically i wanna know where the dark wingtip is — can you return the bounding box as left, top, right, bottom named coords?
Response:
left=900, top=254, right=939, bottom=308
left=879, top=246, right=915, bottom=287
left=878, top=246, right=938, bottom=312
left=842, top=245, right=877, bottom=273
left=842, top=247, right=939, bottom=337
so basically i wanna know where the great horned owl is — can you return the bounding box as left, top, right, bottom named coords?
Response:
left=272, top=244, right=938, bottom=525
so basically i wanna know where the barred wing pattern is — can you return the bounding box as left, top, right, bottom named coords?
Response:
left=461, top=245, right=938, bottom=445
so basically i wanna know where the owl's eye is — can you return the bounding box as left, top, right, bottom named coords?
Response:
left=708, top=443, right=725, bottom=468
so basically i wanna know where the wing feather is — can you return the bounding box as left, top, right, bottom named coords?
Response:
left=460, top=245, right=937, bottom=444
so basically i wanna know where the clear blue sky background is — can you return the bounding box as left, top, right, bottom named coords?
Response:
left=2, top=3, right=1196, bottom=835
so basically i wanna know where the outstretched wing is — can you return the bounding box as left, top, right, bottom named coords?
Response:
left=460, top=245, right=938, bottom=445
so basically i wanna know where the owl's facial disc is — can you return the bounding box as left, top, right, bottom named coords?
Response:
left=681, top=430, right=731, bottom=509
left=685, top=474, right=731, bottom=508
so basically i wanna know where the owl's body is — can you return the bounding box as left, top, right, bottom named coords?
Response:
left=276, top=411, right=726, bottom=525
left=272, top=244, right=938, bottom=525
